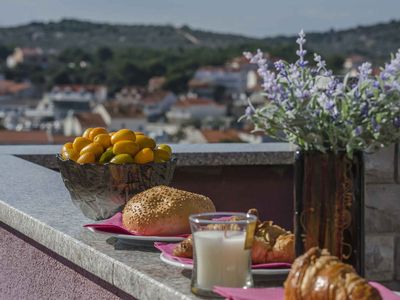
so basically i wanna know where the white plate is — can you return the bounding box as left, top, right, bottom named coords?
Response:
left=86, top=227, right=186, bottom=242
left=160, top=253, right=290, bottom=275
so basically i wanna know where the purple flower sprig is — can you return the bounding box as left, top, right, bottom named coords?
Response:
left=296, top=29, right=308, bottom=68
left=242, top=29, right=400, bottom=157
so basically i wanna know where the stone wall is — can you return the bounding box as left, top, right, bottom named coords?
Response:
left=365, top=144, right=400, bottom=289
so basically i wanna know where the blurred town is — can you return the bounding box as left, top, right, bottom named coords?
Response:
left=0, top=19, right=396, bottom=145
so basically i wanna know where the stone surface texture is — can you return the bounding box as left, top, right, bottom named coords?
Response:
left=364, top=144, right=400, bottom=286
left=365, top=145, right=395, bottom=184
left=365, top=234, right=395, bottom=281
left=0, top=143, right=296, bottom=167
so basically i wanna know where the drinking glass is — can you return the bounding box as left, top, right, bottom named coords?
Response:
left=189, top=212, right=257, bottom=297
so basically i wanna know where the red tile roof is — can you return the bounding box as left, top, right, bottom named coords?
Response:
left=20, top=47, right=43, bottom=57
left=52, top=84, right=106, bottom=93
left=104, top=101, right=145, bottom=118
left=0, top=130, right=72, bottom=145
left=200, top=129, right=242, bottom=143
left=174, top=97, right=222, bottom=108
left=188, top=79, right=212, bottom=88
left=0, top=80, right=32, bottom=96
left=141, top=90, right=170, bottom=104
left=74, top=112, right=107, bottom=129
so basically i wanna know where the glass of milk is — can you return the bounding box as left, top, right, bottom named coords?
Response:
left=189, top=212, right=257, bottom=297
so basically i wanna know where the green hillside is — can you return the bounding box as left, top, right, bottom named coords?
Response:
left=0, top=19, right=258, bottom=51
left=0, top=18, right=399, bottom=63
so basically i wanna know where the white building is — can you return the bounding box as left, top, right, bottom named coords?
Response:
left=63, top=111, right=107, bottom=136
left=44, top=84, right=108, bottom=120
left=141, top=91, right=177, bottom=121
left=94, top=102, right=147, bottom=132
left=166, top=97, right=226, bottom=123
left=6, top=47, right=46, bottom=69
left=188, top=58, right=258, bottom=99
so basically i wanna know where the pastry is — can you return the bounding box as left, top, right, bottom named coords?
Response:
left=173, top=235, right=193, bottom=258
left=284, top=247, right=382, bottom=300
left=173, top=208, right=295, bottom=264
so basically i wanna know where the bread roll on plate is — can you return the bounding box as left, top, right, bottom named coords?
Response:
left=122, top=185, right=216, bottom=236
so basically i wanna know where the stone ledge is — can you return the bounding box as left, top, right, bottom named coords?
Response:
left=365, top=145, right=395, bottom=184
left=0, top=143, right=296, bottom=167
left=365, top=184, right=400, bottom=234
left=365, top=234, right=395, bottom=281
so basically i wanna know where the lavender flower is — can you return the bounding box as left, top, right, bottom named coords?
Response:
left=314, top=53, right=326, bottom=72
left=242, top=30, right=400, bottom=156
left=296, top=30, right=308, bottom=68
left=371, top=117, right=381, bottom=132
left=390, top=80, right=400, bottom=92
left=394, top=116, right=400, bottom=128
left=274, top=60, right=285, bottom=72
left=361, top=102, right=369, bottom=117
left=354, top=126, right=363, bottom=136
left=245, top=106, right=254, bottom=117
left=358, top=62, right=372, bottom=82
left=381, top=49, right=400, bottom=79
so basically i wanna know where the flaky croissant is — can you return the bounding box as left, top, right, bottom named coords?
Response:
left=284, top=247, right=382, bottom=300
left=173, top=235, right=193, bottom=258
left=173, top=209, right=295, bottom=264
left=251, top=215, right=294, bottom=264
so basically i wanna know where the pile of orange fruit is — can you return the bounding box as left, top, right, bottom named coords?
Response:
left=60, top=127, right=172, bottom=164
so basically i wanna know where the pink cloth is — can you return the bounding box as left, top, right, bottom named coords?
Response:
left=213, top=287, right=284, bottom=300
left=84, top=213, right=189, bottom=237
left=154, top=242, right=292, bottom=269
left=213, top=282, right=400, bottom=300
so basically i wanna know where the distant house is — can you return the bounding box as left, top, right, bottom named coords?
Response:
left=0, top=80, right=39, bottom=121
left=6, top=47, right=47, bottom=69
left=114, top=86, right=144, bottom=105
left=166, top=97, right=226, bottom=123
left=94, top=101, right=147, bottom=132
left=148, top=76, right=166, bottom=92
left=0, top=80, right=36, bottom=102
left=63, top=112, right=107, bottom=136
left=49, top=84, right=107, bottom=103
left=140, top=91, right=177, bottom=121
left=46, top=84, right=108, bottom=120
left=188, top=59, right=258, bottom=99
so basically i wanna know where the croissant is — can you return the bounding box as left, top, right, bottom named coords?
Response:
left=284, top=247, right=382, bottom=300
left=251, top=219, right=294, bottom=264
left=173, top=209, right=295, bottom=264
left=173, top=235, right=193, bottom=258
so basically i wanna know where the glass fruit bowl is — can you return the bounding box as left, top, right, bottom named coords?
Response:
left=57, top=155, right=176, bottom=220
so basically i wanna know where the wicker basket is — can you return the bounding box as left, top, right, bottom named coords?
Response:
left=57, top=154, right=176, bottom=220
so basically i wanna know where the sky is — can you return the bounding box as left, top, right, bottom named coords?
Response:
left=1, top=0, right=400, bottom=37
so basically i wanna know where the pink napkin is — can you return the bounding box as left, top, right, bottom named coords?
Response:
left=213, top=282, right=400, bottom=300
left=213, top=286, right=284, bottom=300
left=84, top=212, right=189, bottom=237
left=154, top=242, right=292, bottom=269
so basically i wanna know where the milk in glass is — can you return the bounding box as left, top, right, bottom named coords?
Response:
left=193, top=230, right=251, bottom=289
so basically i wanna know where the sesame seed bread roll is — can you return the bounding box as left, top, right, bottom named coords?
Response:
left=122, top=186, right=216, bottom=236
